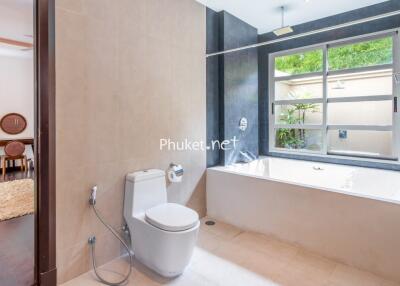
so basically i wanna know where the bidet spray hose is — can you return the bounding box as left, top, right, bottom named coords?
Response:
left=88, top=186, right=133, bottom=286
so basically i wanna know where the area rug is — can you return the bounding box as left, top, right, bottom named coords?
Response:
left=0, top=179, right=34, bottom=222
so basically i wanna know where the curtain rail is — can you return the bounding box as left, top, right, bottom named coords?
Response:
left=206, top=10, right=400, bottom=58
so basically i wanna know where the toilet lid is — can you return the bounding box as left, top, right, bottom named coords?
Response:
left=145, top=203, right=199, bottom=232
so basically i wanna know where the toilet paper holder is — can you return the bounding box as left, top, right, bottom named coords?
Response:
left=168, top=163, right=184, bottom=183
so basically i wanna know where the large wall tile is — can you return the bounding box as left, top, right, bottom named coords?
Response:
left=56, top=0, right=206, bottom=283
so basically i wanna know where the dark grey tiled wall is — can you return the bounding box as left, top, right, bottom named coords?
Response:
left=206, top=8, right=221, bottom=167
left=258, top=0, right=400, bottom=170
left=220, top=12, right=259, bottom=165
left=206, top=10, right=259, bottom=166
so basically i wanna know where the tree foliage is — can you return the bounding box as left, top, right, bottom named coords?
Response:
left=275, top=37, right=392, bottom=75
left=276, top=102, right=319, bottom=149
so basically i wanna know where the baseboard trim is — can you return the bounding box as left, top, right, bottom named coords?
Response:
left=39, top=268, right=57, bottom=286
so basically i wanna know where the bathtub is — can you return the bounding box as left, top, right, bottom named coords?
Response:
left=207, top=157, right=400, bottom=282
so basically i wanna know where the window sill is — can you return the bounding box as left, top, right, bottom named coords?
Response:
left=268, top=150, right=400, bottom=171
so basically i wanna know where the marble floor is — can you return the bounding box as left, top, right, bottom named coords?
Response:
left=61, top=217, right=399, bottom=286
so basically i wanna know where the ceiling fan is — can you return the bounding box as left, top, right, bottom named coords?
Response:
left=21, top=34, right=34, bottom=51
left=0, top=35, right=33, bottom=51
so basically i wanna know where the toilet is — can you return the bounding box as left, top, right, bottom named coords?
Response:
left=123, top=169, right=200, bottom=277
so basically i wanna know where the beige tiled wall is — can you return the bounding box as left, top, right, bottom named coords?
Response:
left=55, top=0, right=206, bottom=283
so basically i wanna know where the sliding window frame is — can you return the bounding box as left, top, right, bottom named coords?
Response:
left=325, top=32, right=398, bottom=160
left=269, top=44, right=326, bottom=155
left=393, top=31, right=400, bottom=161
left=268, top=29, right=400, bottom=162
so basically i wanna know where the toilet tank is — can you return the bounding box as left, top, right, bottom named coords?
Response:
left=124, top=169, right=167, bottom=218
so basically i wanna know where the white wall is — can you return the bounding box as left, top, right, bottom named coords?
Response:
left=0, top=0, right=33, bottom=43
left=0, top=55, right=34, bottom=139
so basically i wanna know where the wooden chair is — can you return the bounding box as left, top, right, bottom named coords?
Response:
left=1, top=141, right=27, bottom=176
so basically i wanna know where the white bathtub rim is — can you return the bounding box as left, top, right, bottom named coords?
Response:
left=208, top=162, right=400, bottom=206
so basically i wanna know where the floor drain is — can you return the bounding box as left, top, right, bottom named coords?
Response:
left=205, top=220, right=216, bottom=226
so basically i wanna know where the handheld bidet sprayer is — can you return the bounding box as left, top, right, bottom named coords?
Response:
left=88, top=185, right=133, bottom=285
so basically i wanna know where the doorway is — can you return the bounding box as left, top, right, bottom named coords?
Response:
left=35, top=0, right=56, bottom=285
left=0, top=0, right=56, bottom=285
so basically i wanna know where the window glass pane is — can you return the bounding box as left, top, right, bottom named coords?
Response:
left=275, top=103, right=323, bottom=125
left=328, top=37, right=393, bottom=71
left=275, top=49, right=323, bottom=77
left=328, top=70, right=392, bottom=98
left=275, top=129, right=322, bottom=151
left=327, top=101, right=392, bottom=125
left=275, top=76, right=323, bottom=100
left=328, top=130, right=393, bottom=158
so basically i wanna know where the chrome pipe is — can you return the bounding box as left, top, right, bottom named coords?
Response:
left=88, top=186, right=133, bottom=286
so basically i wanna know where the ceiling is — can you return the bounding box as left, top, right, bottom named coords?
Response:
left=0, top=0, right=33, bottom=58
left=196, top=0, right=390, bottom=34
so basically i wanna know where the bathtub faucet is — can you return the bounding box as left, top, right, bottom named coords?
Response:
left=239, top=150, right=257, bottom=163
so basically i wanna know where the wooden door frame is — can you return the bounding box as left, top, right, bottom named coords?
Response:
left=34, top=0, right=56, bottom=285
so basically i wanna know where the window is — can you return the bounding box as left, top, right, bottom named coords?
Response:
left=269, top=33, right=400, bottom=161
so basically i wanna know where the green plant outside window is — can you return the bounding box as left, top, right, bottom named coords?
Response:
left=275, top=37, right=392, bottom=75
left=275, top=102, right=320, bottom=150
left=328, top=37, right=393, bottom=70
left=275, top=50, right=323, bottom=76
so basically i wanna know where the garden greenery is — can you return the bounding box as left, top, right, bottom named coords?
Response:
left=274, top=37, right=392, bottom=150
left=275, top=37, right=392, bottom=75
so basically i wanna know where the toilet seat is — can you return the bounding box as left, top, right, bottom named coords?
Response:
left=145, top=203, right=199, bottom=232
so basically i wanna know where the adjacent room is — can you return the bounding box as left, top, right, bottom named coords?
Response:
left=0, top=0, right=35, bottom=285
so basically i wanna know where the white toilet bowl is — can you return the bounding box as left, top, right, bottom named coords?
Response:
left=123, top=170, right=199, bottom=277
